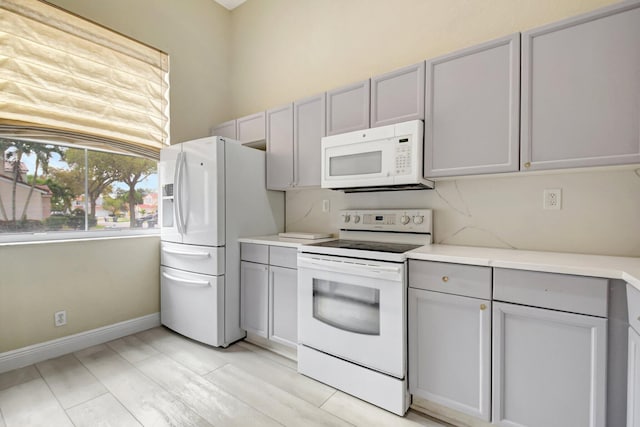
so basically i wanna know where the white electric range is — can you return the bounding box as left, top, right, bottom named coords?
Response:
left=297, top=209, right=432, bottom=415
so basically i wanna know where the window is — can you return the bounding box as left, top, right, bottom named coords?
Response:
left=0, top=0, right=168, bottom=242
left=0, top=138, right=158, bottom=240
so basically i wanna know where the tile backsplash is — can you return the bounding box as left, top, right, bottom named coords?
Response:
left=286, top=167, right=640, bottom=257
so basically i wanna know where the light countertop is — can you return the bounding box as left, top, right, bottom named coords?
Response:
left=237, top=236, right=640, bottom=288
left=408, top=244, right=640, bottom=289
left=238, top=234, right=335, bottom=248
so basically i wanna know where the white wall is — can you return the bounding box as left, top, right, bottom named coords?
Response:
left=229, top=0, right=640, bottom=257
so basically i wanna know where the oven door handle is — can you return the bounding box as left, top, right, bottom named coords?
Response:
left=298, top=256, right=402, bottom=278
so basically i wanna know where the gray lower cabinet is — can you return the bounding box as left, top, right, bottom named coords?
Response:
left=326, top=79, right=370, bottom=136
left=240, top=243, right=298, bottom=348
left=408, top=288, right=491, bottom=420
left=371, top=62, right=425, bottom=128
left=408, top=260, right=492, bottom=420
left=269, top=265, right=298, bottom=346
left=628, top=284, right=640, bottom=427
left=424, top=33, right=520, bottom=178
left=629, top=326, right=640, bottom=427
left=266, top=103, right=294, bottom=190
left=491, top=267, right=610, bottom=427
left=240, top=260, right=269, bottom=338
left=521, top=2, right=640, bottom=171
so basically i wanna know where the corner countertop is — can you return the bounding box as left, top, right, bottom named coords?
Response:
left=408, top=244, right=640, bottom=289
left=238, top=234, right=336, bottom=248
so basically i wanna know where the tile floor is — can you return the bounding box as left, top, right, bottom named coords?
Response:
left=0, top=326, right=449, bottom=426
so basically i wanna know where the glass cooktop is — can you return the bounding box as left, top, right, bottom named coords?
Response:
left=307, top=239, right=422, bottom=254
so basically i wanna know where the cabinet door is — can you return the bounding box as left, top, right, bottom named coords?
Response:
left=266, top=103, right=294, bottom=190
left=294, top=93, right=325, bottom=188
left=371, top=62, right=425, bottom=128
left=409, top=288, right=491, bottom=421
left=326, top=79, right=370, bottom=136
left=521, top=3, right=640, bottom=171
left=237, top=111, right=266, bottom=144
left=240, top=261, right=269, bottom=338
left=629, top=327, right=640, bottom=427
left=211, top=119, right=236, bottom=140
left=492, top=302, right=607, bottom=427
left=425, top=34, right=520, bottom=178
left=269, top=265, right=298, bottom=347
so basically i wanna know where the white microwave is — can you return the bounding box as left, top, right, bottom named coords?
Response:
left=321, top=120, right=434, bottom=192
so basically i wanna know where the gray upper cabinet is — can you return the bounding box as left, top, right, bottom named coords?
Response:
left=294, top=93, right=326, bottom=188
left=237, top=111, right=266, bottom=144
left=266, top=103, right=294, bottom=190
left=326, top=79, right=370, bottom=136
left=211, top=119, right=237, bottom=140
left=521, top=2, right=640, bottom=171
left=371, top=62, right=425, bottom=128
left=425, top=34, right=520, bottom=178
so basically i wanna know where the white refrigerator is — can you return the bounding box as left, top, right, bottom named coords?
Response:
left=160, top=136, right=284, bottom=347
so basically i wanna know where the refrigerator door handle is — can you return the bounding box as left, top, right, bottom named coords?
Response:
left=174, top=151, right=185, bottom=235
left=180, top=151, right=189, bottom=231
left=162, top=272, right=210, bottom=288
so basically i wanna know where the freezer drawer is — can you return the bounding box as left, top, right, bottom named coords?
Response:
left=161, top=266, right=225, bottom=347
left=161, top=241, right=224, bottom=276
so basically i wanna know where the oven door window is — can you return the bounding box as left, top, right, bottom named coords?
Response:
left=329, top=151, right=382, bottom=177
left=312, top=278, right=380, bottom=335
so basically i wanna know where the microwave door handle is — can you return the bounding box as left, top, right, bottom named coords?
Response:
left=173, top=152, right=184, bottom=235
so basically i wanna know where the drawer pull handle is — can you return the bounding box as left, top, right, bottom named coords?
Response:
left=442, top=276, right=449, bottom=282
left=524, top=162, right=531, bottom=168
left=480, top=304, right=487, bottom=311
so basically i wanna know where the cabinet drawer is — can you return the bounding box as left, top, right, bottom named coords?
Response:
left=627, top=284, right=640, bottom=334
left=241, top=243, right=269, bottom=264
left=269, top=246, right=298, bottom=269
left=493, top=268, right=608, bottom=317
left=408, top=260, right=492, bottom=300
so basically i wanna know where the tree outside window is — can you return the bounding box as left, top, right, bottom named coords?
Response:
left=0, top=138, right=158, bottom=235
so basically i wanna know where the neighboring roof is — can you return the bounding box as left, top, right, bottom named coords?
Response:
left=0, top=174, right=51, bottom=195
left=3, top=160, right=28, bottom=176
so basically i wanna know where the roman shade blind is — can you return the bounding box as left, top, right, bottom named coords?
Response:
left=0, top=0, right=170, bottom=159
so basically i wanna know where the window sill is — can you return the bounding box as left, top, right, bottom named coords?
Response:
left=0, top=229, right=160, bottom=246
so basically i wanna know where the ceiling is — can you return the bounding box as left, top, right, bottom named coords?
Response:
left=214, top=0, right=246, bottom=10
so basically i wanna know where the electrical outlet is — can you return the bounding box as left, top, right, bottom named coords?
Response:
left=543, top=189, right=562, bottom=210
left=322, top=199, right=330, bottom=213
left=54, top=310, right=67, bottom=327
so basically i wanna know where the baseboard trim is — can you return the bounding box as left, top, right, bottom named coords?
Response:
left=0, top=313, right=160, bottom=374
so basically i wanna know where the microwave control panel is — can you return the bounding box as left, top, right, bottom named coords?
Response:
left=394, top=137, right=412, bottom=176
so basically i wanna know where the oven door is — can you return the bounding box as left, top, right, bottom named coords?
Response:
left=298, top=253, right=406, bottom=378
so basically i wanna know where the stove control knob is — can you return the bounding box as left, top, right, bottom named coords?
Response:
left=413, top=215, right=424, bottom=225
left=353, top=215, right=361, bottom=224
left=400, top=215, right=411, bottom=225
left=342, top=214, right=351, bottom=223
